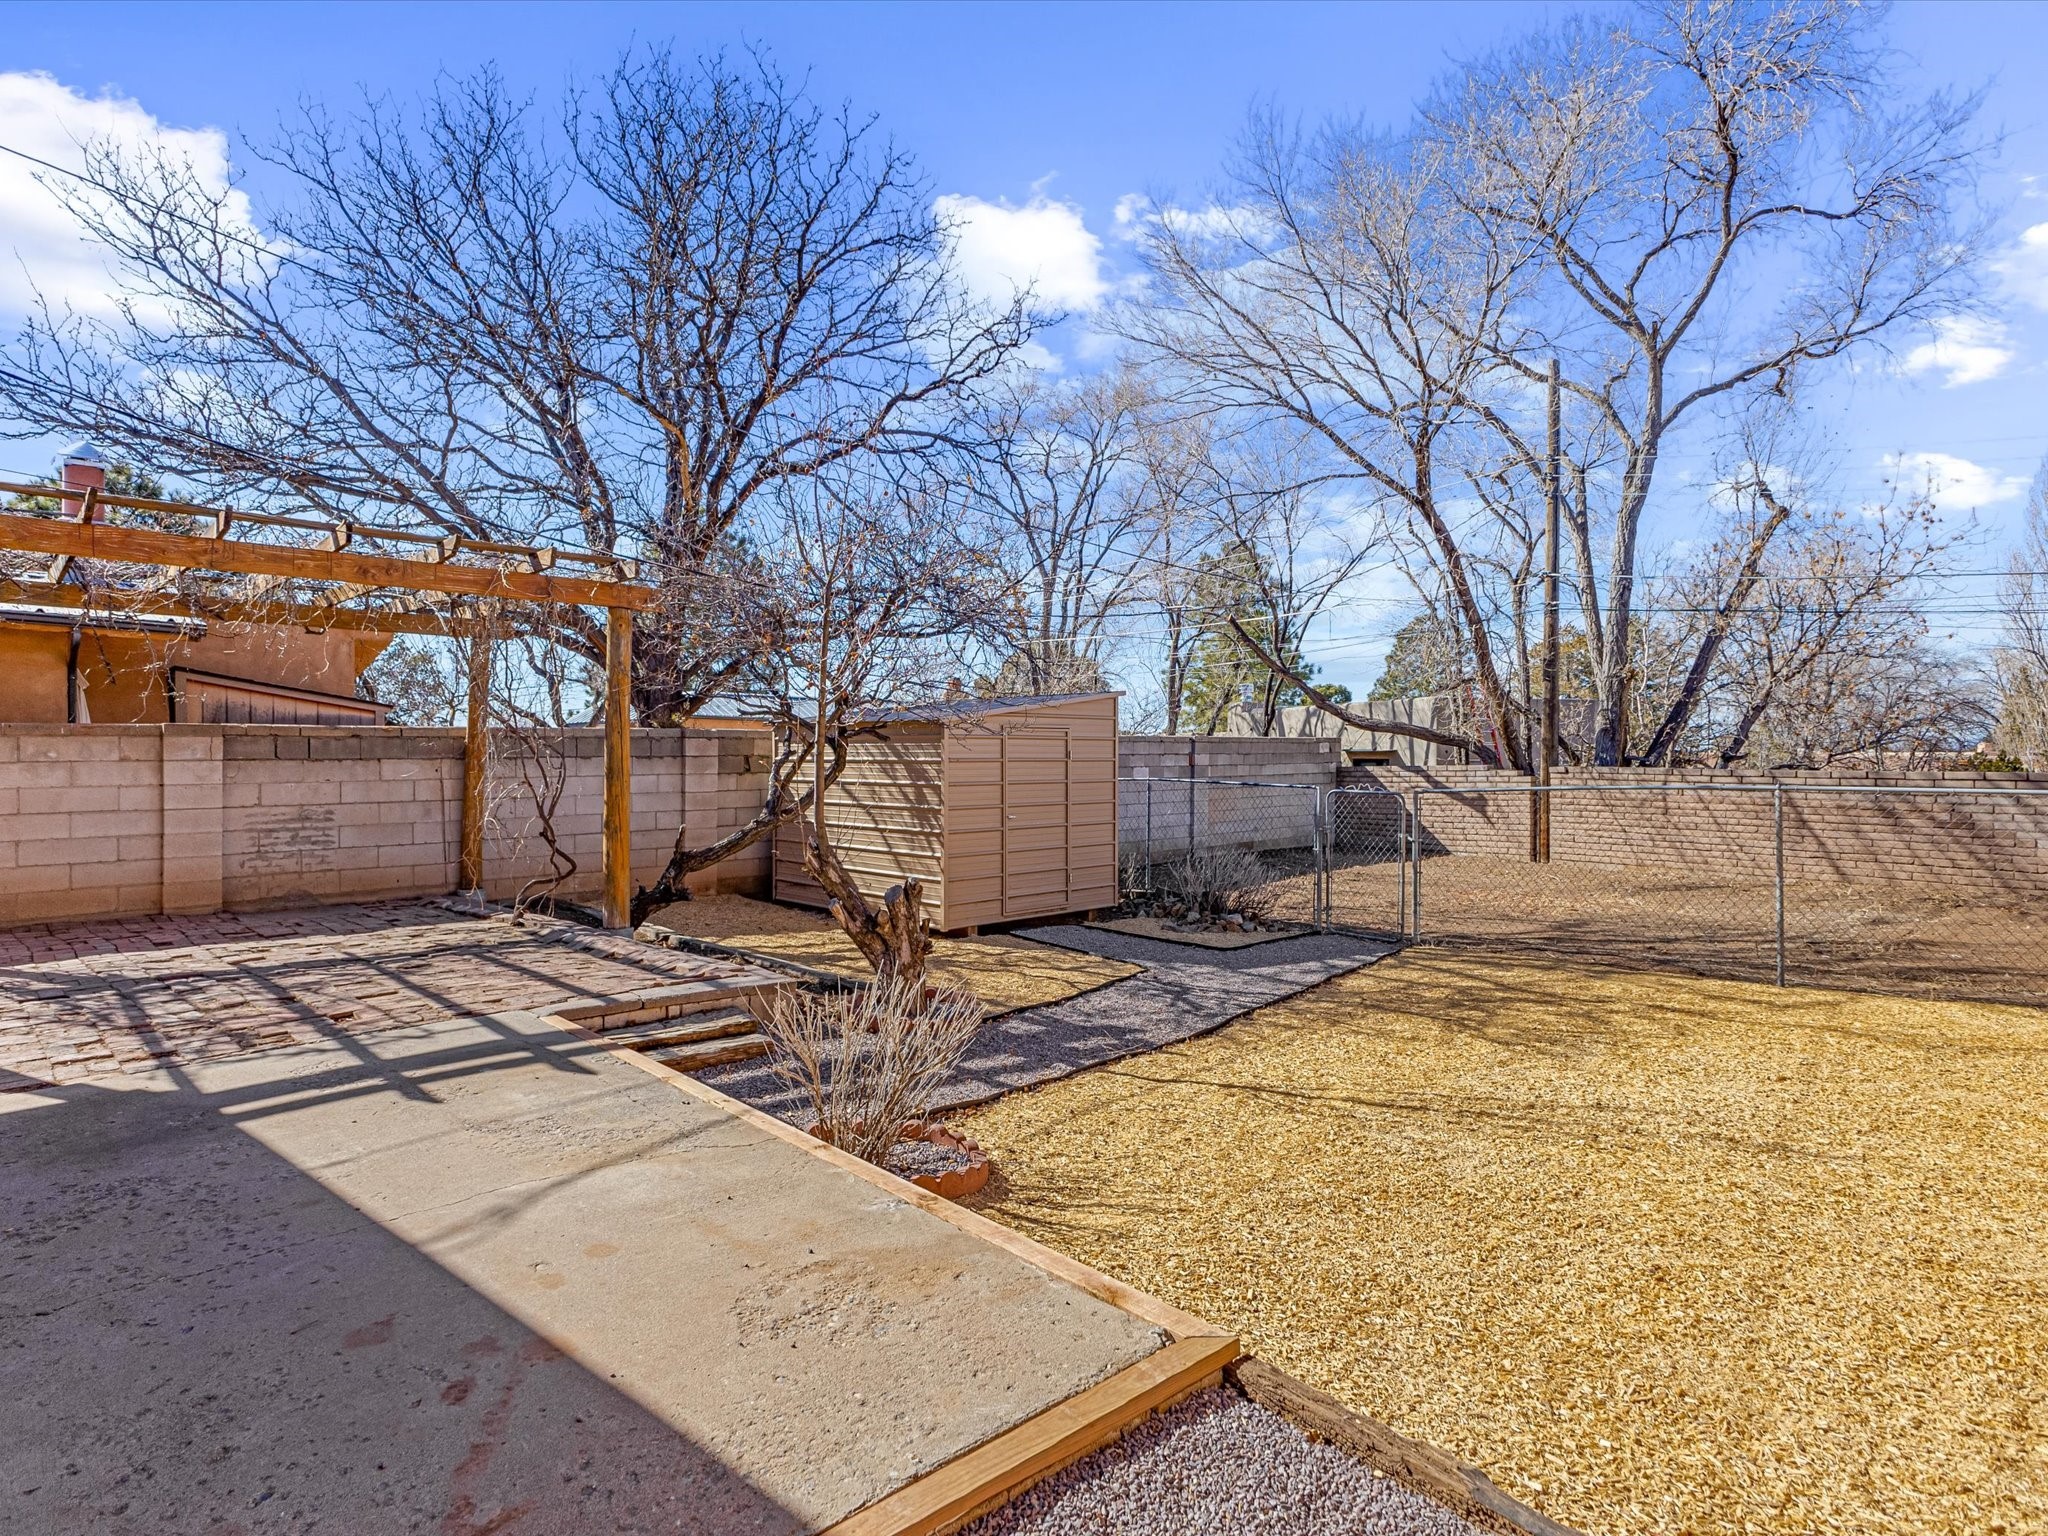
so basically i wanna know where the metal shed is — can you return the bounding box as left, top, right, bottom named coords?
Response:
left=773, top=692, right=1119, bottom=932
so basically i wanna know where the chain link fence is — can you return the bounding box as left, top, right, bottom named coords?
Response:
left=1119, top=776, right=2048, bottom=1005
left=1117, top=777, right=1323, bottom=927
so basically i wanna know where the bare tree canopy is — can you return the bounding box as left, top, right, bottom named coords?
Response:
left=1125, top=0, right=1984, bottom=765
left=0, top=48, right=1032, bottom=718
left=630, top=463, right=992, bottom=939
left=961, top=365, right=1159, bottom=696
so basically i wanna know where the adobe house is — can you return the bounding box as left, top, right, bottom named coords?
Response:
left=0, top=449, right=391, bottom=726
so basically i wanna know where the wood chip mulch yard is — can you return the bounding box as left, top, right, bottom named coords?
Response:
left=644, top=894, right=1138, bottom=1014
left=958, top=950, right=2048, bottom=1536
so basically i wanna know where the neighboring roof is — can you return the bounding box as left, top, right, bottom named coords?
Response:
left=0, top=601, right=198, bottom=636
left=873, top=691, right=1122, bottom=725
left=685, top=692, right=1122, bottom=730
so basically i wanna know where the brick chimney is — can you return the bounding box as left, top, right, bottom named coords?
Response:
left=59, top=444, right=108, bottom=516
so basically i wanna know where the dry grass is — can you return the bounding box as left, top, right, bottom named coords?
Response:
left=959, top=951, right=2048, bottom=1536
left=646, top=894, right=1136, bottom=1015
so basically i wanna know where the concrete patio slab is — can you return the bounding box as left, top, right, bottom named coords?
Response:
left=0, top=1006, right=1168, bottom=1534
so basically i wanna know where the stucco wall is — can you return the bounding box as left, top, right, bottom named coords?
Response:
left=0, top=723, right=773, bottom=927
left=0, top=620, right=385, bottom=726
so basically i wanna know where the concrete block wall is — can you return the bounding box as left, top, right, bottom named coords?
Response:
left=0, top=728, right=170, bottom=924
left=1119, top=734, right=1340, bottom=788
left=221, top=729, right=465, bottom=910
left=0, top=723, right=776, bottom=927
left=478, top=729, right=772, bottom=904
left=1335, top=762, right=2048, bottom=899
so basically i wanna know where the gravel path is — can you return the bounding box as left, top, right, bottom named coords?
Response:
left=697, top=925, right=1391, bottom=1120
left=961, top=1386, right=1480, bottom=1536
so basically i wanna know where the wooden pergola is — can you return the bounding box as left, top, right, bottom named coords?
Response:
left=0, top=481, right=657, bottom=927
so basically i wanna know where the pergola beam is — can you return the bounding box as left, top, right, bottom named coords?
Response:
left=0, top=491, right=653, bottom=611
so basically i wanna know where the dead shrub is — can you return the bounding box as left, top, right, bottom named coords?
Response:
left=760, top=976, right=986, bottom=1167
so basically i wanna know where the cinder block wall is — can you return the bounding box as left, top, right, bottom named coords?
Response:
left=1119, top=734, right=1340, bottom=787
left=1335, top=762, right=2048, bottom=898
left=1116, top=735, right=1337, bottom=858
left=0, top=723, right=774, bottom=927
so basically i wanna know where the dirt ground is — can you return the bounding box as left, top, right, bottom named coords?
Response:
left=644, top=894, right=1137, bottom=1014
left=1287, top=855, right=2048, bottom=1005
left=959, top=951, right=2048, bottom=1536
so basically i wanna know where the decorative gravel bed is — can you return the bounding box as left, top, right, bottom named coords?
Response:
left=697, top=924, right=1392, bottom=1120
left=960, top=950, right=2048, bottom=1536
left=962, top=1386, right=1480, bottom=1536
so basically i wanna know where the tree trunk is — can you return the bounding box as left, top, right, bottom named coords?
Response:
left=1410, top=449, right=1529, bottom=771
left=628, top=735, right=846, bottom=928
left=1639, top=491, right=1794, bottom=766
left=801, top=826, right=933, bottom=987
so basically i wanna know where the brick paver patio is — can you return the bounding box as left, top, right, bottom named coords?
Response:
left=0, top=901, right=770, bottom=1091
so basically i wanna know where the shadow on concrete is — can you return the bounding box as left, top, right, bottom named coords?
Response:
left=0, top=1053, right=804, bottom=1536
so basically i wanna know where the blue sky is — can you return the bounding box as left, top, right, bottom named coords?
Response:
left=4, top=1, right=2046, bottom=693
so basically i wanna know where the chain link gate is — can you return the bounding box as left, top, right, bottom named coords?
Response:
left=1320, top=786, right=1411, bottom=938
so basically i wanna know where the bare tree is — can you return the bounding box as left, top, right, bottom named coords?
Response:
left=486, top=624, right=594, bottom=917
left=1994, top=469, right=2048, bottom=768
left=1128, top=1, right=1982, bottom=766
left=0, top=50, right=1031, bottom=721
left=1125, top=109, right=1534, bottom=765
left=1431, top=0, right=1984, bottom=762
left=630, top=468, right=992, bottom=978
left=963, top=366, right=1159, bottom=696
left=1196, top=427, right=1376, bottom=735
left=1129, top=409, right=1220, bottom=734
left=1702, top=496, right=1957, bottom=767
left=2, top=50, right=1044, bottom=912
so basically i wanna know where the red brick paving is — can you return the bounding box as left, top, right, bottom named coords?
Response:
left=0, top=901, right=773, bottom=1091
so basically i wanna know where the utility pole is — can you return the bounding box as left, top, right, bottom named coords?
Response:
left=1533, top=357, right=1561, bottom=863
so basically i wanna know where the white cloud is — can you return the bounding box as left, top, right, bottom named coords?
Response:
left=1879, top=451, right=2030, bottom=513
left=1112, top=192, right=1273, bottom=245
left=933, top=192, right=1107, bottom=315
left=1899, top=315, right=2013, bottom=387
left=1994, top=221, right=2048, bottom=311
left=0, top=71, right=253, bottom=322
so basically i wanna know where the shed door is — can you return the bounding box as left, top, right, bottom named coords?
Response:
left=1000, top=726, right=1071, bottom=917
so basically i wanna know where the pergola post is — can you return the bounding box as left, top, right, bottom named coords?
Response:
left=602, top=607, right=634, bottom=928
left=458, top=623, right=491, bottom=896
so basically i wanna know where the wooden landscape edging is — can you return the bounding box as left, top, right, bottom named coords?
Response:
left=1227, top=1357, right=1587, bottom=1536
left=822, top=1334, right=1239, bottom=1536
